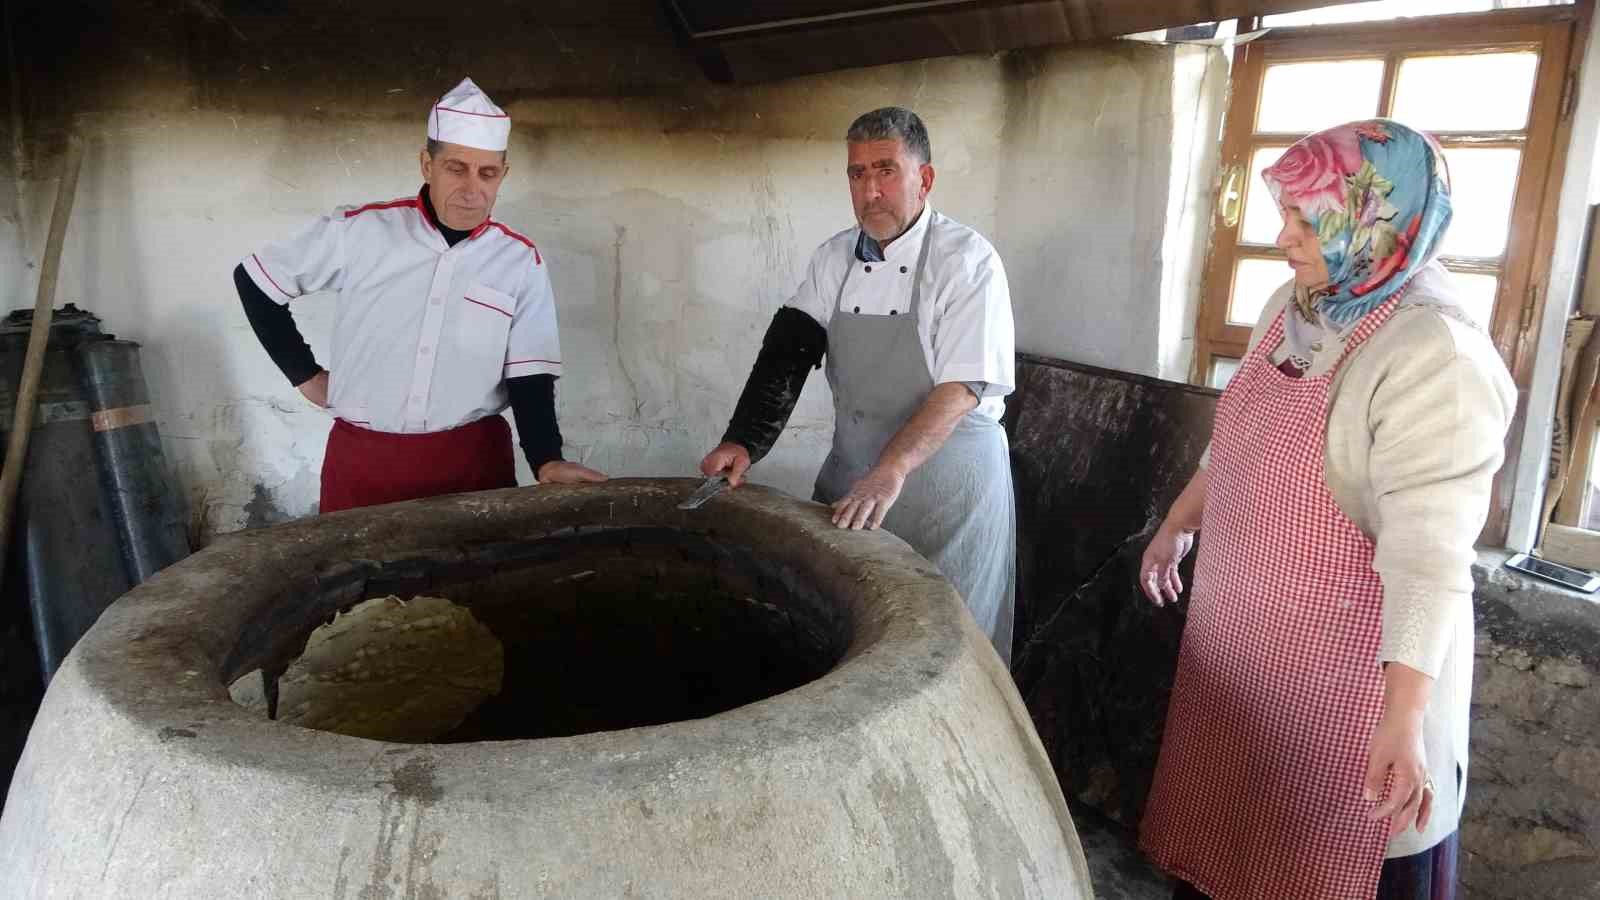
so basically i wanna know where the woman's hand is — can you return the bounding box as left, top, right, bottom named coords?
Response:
left=1366, top=662, right=1436, bottom=837
left=1139, top=469, right=1209, bottom=606
left=1139, top=521, right=1195, bottom=607
left=1364, top=710, right=1432, bottom=837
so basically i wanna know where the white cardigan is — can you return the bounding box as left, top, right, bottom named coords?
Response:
left=1208, top=262, right=1516, bottom=857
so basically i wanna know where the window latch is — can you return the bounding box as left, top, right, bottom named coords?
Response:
left=1219, top=164, right=1245, bottom=229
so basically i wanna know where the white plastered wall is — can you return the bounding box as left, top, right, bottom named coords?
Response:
left=0, top=42, right=1223, bottom=539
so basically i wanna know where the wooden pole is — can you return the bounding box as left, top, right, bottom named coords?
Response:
left=0, top=135, right=85, bottom=592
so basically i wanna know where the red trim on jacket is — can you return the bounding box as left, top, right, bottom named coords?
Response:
left=344, top=197, right=419, bottom=219
left=484, top=222, right=542, bottom=265
left=251, top=254, right=296, bottom=301
left=465, top=296, right=512, bottom=318
left=342, top=192, right=445, bottom=238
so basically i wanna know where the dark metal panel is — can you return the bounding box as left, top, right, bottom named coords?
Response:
left=1003, top=352, right=1214, bottom=826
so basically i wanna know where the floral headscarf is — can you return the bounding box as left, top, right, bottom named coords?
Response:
left=1261, top=119, right=1452, bottom=327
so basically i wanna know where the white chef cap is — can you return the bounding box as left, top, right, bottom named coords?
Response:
left=427, top=77, right=510, bottom=152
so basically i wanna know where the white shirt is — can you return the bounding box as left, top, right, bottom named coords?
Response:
left=784, top=206, right=1015, bottom=421
left=241, top=190, right=561, bottom=433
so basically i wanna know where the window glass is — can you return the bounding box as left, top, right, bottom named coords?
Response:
left=1258, top=60, right=1384, bottom=133
left=1447, top=271, right=1499, bottom=328
left=1439, top=147, right=1522, bottom=258
left=1241, top=146, right=1290, bottom=245
left=1208, top=357, right=1243, bottom=389
left=1230, top=257, right=1294, bottom=326
left=1392, top=52, right=1540, bottom=132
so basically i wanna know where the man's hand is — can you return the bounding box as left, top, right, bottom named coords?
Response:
left=831, top=466, right=906, bottom=530
left=834, top=383, right=971, bottom=530
left=700, top=442, right=753, bottom=487
left=297, top=370, right=330, bottom=408
left=537, top=461, right=609, bottom=484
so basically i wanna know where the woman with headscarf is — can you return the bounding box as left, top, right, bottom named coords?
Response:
left=1136, top=119, right=1515, bottom=899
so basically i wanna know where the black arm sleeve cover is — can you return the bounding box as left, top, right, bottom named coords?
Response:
left=507, top=374, right=564, bottom=475
left=235, top=263, right=322, bottom=387
left=721, top=307, right=827, bottom=464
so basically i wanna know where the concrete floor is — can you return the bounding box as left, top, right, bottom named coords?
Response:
left=1073, top=807, right=1173, bottom=900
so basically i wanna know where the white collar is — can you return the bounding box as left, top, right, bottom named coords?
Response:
left=860, top=204, right=933, bottom=263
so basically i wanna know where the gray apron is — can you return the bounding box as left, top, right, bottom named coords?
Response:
left=812, top=219, right=1017, bottom=664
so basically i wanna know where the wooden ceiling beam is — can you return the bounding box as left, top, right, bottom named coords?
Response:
left=667, top=0, right=1364, bottom=82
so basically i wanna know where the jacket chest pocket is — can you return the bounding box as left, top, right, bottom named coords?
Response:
left=452, top=283, right=515, bottom=374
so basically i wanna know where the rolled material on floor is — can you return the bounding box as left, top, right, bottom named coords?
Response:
left=77, top=340, right=188, bottom=583
left=0, top=317, right=131, bottom=681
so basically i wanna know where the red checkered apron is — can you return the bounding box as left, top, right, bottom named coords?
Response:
left=1140, top=296, right=1403, bottom=900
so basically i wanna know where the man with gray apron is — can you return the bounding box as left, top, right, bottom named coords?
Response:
left=699, top=107, right=1018, bottom=663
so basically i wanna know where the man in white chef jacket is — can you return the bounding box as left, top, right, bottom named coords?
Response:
left=700, top=107, right=1018, bottom=663
left=235, top=77, right=606, bottom=513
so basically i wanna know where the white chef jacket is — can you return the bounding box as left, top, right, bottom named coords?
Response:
left=784, top=206, right=1015, bottom=421
left=240, top=189, right=561, bottom=434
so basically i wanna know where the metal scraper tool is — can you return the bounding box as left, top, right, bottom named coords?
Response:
left=678, top=474, right=728, bottom=510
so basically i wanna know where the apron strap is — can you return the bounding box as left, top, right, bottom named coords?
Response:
left=1256, top=281, right=1409, bottom=382
left=1254, top=308, right=1291, bottom=365
left=833, top=243, right=855, bottom=314
left=907, top=212, right=935, bottom=322
left=1329, top=292, right=1405, bottom=371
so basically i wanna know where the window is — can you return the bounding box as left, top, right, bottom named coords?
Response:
left=1192, top=6, right=1584, bottom=541
left=1207, top=356, right=1242, bottom=389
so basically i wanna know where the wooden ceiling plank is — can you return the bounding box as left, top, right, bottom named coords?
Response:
left=677, top=0, right=1368, bottom=82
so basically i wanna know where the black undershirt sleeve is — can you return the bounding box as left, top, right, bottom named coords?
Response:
left=507, top=374, right=564, bottom=476
left=721, top=307, right=827, bottom=464
left=235, top=263, right=322, bottom=387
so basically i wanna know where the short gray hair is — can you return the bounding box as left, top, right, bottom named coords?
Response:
left=424, top=139, right=507, bottom=163
left=846, top=107, right=931, bottom=165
